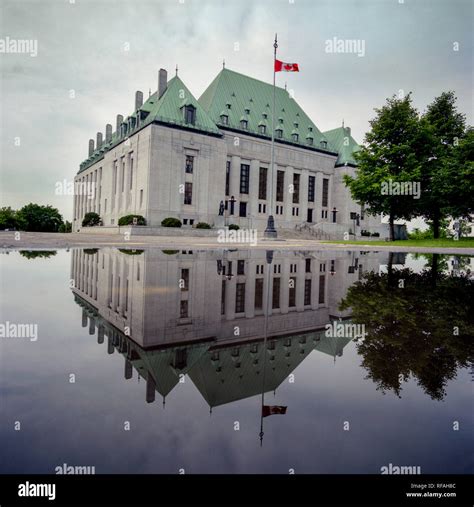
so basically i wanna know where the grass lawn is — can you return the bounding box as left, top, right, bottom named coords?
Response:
left=322, top=238, right=474, bottom=248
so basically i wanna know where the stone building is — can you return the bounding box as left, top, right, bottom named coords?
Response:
left=73, top=67, right=388, bottom=238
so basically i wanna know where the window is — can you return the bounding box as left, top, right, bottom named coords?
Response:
left=240, top=164, right=250, bottom=194
left=305, top=258, right=311, bottom=273
left=225, top=161, right=230, bottom=196
left=237, top=260, right=245, bottom=275
left=322, top=178, right=329, bottom=207
left=276, top=128, right=283, bottom=139
left=220, top=114, right=228, bottom=125
left=292, top=173, right=300, bottom=203
left=184, top=182, right=192, bottom=204
left=320, top=263, right=326, bottom=272
left=113, top=162, right=118, bottom=197
left=181, top=269, right=189, bottom=291
left=308, top=175, right=315, bottom=202
left=272, top=278, right=280, bottom=309
left=140, top=189, right=143, bottom=207
left=240, top=119, right=248, bottom=129
left=184, top=105, right=196, bottom=125
left=307, top=137, right=313, bottom=146
left=235, top=283, right=245, bottom=313
left=307, top=208, right=313, bottom=223
left=239, top=202, right=247, bottom=217
left=320, top=140, right=328, bottom=149
left=180, top=300, right=188, bottom=318
left=304, top=279, right=312, bottom=305
left=289, top=277, right=296, bottom=307
left=276, top=170, right=284, bottom=202
left=255, top=278, right=263, bottom=310
left=318, top=275, right=325, bottom=304
left=259, top=167, right=267, bottom=200
left=121, top=158, right=125, bottom=192
left=259, top=125, right=266, bottom=135
left=129, top=157, right=133, bottom=189
left=185, top=155, right=194, bottom=174
left=183, top=219, right=188, bottom=225
left=292, top=133, right=299, bottom=142
left=221, top=280, right=226, bottom=315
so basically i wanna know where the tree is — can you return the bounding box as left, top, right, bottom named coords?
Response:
left=82, top=212, right=101, bottom=227
left=339, top=261, right=473, bottom=400
left=0, top=206, right=25, bottom=230
left=17, top=203, right=64, bottom=232
left=418, top=92, right=472, bottom=238
left=344, top=94, right=428, bottom=240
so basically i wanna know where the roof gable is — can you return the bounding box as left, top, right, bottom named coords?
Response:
left=199, top=68, right=332, bottom=151
left=323, top=126, right=360, bottom=166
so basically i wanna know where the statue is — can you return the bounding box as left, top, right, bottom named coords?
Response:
left=218, top=200, right=225, bottom=216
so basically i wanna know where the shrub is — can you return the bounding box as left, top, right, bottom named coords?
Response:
left=371, top=232, right=380, bottom=237
left=360, top=230, right=371, bottom=237
left=195, top=222, right=211, bottom=229
left=118, top=214, right=147, bottom=226
left=59, top=220, right=72, bottom=233
left=82, top=212, right=101, bottom=227
left=228, top=224, right=240, bottom=230
left=161, top=217, right=182, bottom=228
left=162, top=249, right=179, bottom=255
left=118, top=249, right=144, bottom=255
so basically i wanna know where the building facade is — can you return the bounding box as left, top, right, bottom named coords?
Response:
left=73, top=67, right=388, bottom=238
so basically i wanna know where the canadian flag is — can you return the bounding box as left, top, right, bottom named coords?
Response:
left=274, top=60, right=299, bottom=72
left=262, top=405, right=288, bottom=417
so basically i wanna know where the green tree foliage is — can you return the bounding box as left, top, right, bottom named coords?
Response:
left=161, top=217, right=182, bottom=227
left=344, top=94, right=429, bottom=240
left=17, top=203, right=64, bottom=232
left=0, top=207, right=25, bottom=230
left=118, top=214, right=147, bottom=226
left=418, top=92, right=473, bottom=238
left=339, top=257, right=473, bottom=400
left=19, top=250, right=57, bottom=259
left=82, top=212, right=101, bottom=227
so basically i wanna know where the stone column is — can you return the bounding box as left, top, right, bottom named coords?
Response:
left=248, top=159, right=259, bottom=221
left=300, top=169, right=309, bottom=223
left=284, top=166, right=294, bottom=224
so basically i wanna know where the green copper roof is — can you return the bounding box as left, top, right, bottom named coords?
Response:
left=78, top=76, right=221, bottom=173
left=323, top=126, right=360, bottom=166
left=199, top=68, right=334, bottom=152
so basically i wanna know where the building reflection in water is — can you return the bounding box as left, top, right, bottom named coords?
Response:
left=70, top=248, right=389, bottom=438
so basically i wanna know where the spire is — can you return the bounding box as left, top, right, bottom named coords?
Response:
left=284, top=82, right=287, bottom=91
left=342, top=118, right=345, bottom=128
left=175, top=64, right=178, bottom=77
left=149, top=88, right=151, bottom=97
left=222, top=58, right=225, bottom=69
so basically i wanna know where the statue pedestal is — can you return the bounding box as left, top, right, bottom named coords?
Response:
left=215, top=216, right=225, bottom=228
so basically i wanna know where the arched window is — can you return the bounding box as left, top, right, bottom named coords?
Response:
left=184, top=105, right=196, bottom=125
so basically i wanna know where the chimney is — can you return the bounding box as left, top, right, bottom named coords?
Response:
left=88, top=139, right=94, bottom=157
left=116, top=114, right=123, bottom=133
left=135, top=90, right=143, bottom=110
left=96, top=132, right=103, bottom=149
left=105, top=124, right=112, bottom=143
left=158, top=68, right=167, bottom=99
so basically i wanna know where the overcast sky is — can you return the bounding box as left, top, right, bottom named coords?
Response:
left=1, top=0, right=472, bottom=221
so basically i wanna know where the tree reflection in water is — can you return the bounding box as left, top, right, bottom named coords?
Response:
left=339, top=254, right=474, bottom=401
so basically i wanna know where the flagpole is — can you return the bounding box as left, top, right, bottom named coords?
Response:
left=264, top=34, right=278, bottom=239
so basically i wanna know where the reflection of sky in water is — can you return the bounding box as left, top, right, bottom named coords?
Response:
left=0, top=250, right=472, bottom=474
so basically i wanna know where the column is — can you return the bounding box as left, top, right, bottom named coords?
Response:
left=301, top=169, right=309, bottom=223
left=284, top=166, right=293, bottom=224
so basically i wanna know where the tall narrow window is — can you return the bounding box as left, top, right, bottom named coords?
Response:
left=225, top=161, right=231, bottom=196
left=322, top=178, right=329, bottom=207
left=185, top=155, right=194, bottom=174
left=259, top=167, right=267, bottom=200
left=318, top=275, right=325, bottom=304
left=293, top=173, right=300, bottom=204
left=254, top=278, right=263, bottom=310
left=272, top=278, right=280, bottom=309
left=184, top=182, right=192, bottom=205
left=121, top=158, right=125, bottom=192
left=140, top=189, right=143, bottom=207
left=240, top=164, right=250, bottom=194
left=237, top=260, right=245, bottom=275
left=180, top=300, right=188, bottom=318
left=289, top=277, right=296, bottom=307
left=221, top=280, right=226, bottom=315
left=308, top=175, right=315, bottom=202
left=235, top=283, right=246, bottom=313
left=305, top=258, right=311, bottom=273
left=304, top=279, right=312, bottom=305
left=276, top=170, right=284, bottom=202
left=181, top=269, right=189, bottom=291
left=129, top=157, right=133, bottom=189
